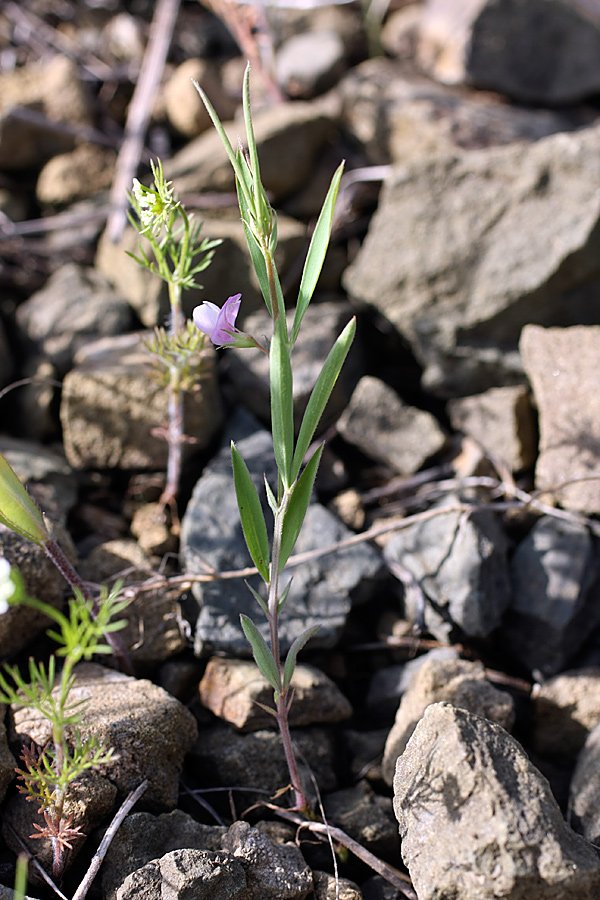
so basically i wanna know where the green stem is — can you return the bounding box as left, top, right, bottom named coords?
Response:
left=159, top=278, right=184, bottom=511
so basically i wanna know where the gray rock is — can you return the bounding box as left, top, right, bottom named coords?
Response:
left=0, top=706, right=15, bottom=804
left=227, top=301, right=362, bottom=435
left=181, top=412, right=384, bottom=658
left=116, top=848, right=247, bottom=900
left=341, top=727, right=389, bottom=783
left=101, top=810, right=226, bottom=900
left=198, top=658, right=352, bottom=731
left=394, top=702, right=600, bottom=900
left=337, top=376, right=447, bottom=475
left=0, top=57, right=91, bottom=170
left=501, top=516, right=600, bottom=677
left=339, top=57, right=576, bottom=168
left=311, top=870, right=362, bottom=900
left=163, top=58, right=236, bottom=138
left=533, top=668, right=600, bottom=759
left=60, top=331, right=222, bottom=470
left=36, top=144, right=115, bottom=206
left=11, top=662, right=198, bottom=811
left=343, top=125, right=600, bottom=397
left=418, top=0, right=600, bottom=104
left=521, top=324, right=600, bottom=514
left=571, top=719, right=600, bottom=846
left=0, top=526, right=66, bottom=657
left=222, top=820, right=313, bottom=900
left=382, top=657, right=515, bottom=784
left=188, top=722, right=337, bottom=799
left=366, top=647, right=460, bottom=720
left=383, top=493, right=512, bottom=642
left=448, top=384, right=537, bottom=473
left=276, top=29, right=346, bottom=99
left=322, top=780, right=399, bottom=859
left=16, top=263, right=133, bottom=376
left=79, top=540, right=187, bottom=666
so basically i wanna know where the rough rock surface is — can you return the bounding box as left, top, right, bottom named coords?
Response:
left=394, top=702, right=600, bottom=900
left=337, top=376, right=447, bottom=475
left=383, top=494, right=512, bottom=642
left=501, top=516, right=600, bottom=677
left=533, top=668, right=600, bottom=758
left=60, top=331, right=222, bottom=469
left=343, top=125, right=600, bottom=396
left=418, top=0, right=600, bottom=104
left=116, top=848, right=247, bottom=900
left=102, top=810, right=226, bottom=900
left=11, top=662, right=198, bottom=811
left=199, top=658, right=352, bottom=731
left=520, top=324, right=600, bottom=515
left=382, top=657, right=515, bottom=784
left=222, top=821, right=313, bottom=900
left=448, top=384, right=536, bottom=473
left=571, top=719, right=600, bottom=846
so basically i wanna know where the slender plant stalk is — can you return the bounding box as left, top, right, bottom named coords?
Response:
left=43, top=539, right=133, bottom=675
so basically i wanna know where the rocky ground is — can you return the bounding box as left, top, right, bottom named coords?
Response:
left=2, top=1, right=600, bottom=899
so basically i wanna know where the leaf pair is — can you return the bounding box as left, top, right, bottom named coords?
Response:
left=240, top=613, right=320, bottom=697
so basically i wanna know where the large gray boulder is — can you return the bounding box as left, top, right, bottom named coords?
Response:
left=418, top=0, right=600, bottom=104
left=343, top=125, right=600, bottom=397
left=394, top=702, right=600, bottom=900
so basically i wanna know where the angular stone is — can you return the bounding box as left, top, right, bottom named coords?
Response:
left=60, top=331, right=222, bottom=470
left=418, top=0, right=600, bottom=104
left=116, top=848, right=247, bottom=900
left=343, top=126, right=600, bottom=397
left=163, top=58, right=235, bottom=138
left=501, top=516, right=600, bottom=676
left=199, top=658, right=352, bottom=731
left=366, top=647, right=460, bottom=721
left=222, top=821, right=313, bottom=900
left=521, top=324, right=600, bottom=514
left=311, top=870, right=362, bottom=900
left=16, top=263, right=133, bottom=376
left=337, top=376, right=447, bottom=474
left=533, top=668, right=600, bottom=758
left=383, top=494, right=512, bottom=642
left=276, top=29, right=346, bottom=99
left=36, top=143, right=116, bottom=205
left=394, top=702, right=600, bottom=900
left=102, top=810, right=226, bottom=900
left=339, top=57, right=572, bottom=167
left=382, top=657, right=515, bottom=784
left=322, top=780, right=399, bottom=859
left=448, top=384, right=536, bottom=473
left=11, top=662, right=198, bottom=811
left=188, top=722, right=337, bottom=799
left=571, top=719, right=600, bottom=845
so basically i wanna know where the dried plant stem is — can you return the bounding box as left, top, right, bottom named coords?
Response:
left=71, top=779, right=148, bottom=900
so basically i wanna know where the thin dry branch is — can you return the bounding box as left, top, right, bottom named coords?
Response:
left=105, top=0, right=181, bottom=243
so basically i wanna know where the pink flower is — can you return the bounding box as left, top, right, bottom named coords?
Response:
left=193, top=294, right=242, bottom=346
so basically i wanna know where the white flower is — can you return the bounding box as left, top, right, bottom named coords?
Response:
left=0, top=557, right=15, bottom=614
left=132, top=178, right=154, bottom=229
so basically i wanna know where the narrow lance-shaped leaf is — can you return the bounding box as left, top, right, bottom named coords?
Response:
left=283, top=624, right=321, bottom=690
left=245, top=579, right=270, bottom=617
left=240, top=614, right=282, bottom=692
left=237, top=170, right=272, bottom=316
left=279, top=444, right=323, bottom=573
left=231, top=443, right=270, bottom=582
left=0, top=453, right=49, bottom=545
left=270, top=318, right=294, bottom=489
left=291, top=318, right=356, bottom=483
left=292, top=162, right=344, bottom=346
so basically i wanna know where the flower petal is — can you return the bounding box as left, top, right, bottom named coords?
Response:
left=210, top=295, right=243, bottom=345
left=193, top=302, right=220, bottom=337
